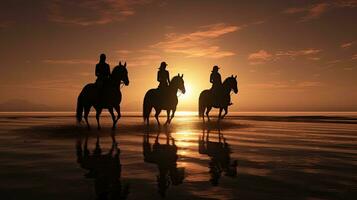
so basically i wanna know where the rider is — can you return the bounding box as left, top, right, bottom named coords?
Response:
left=210, top=65, right=232, bottom=105
left=95, top=53, right=111, bottom=89
left=210, top=65, right=222, bottom=90
left=157, top=61, right=170, bottom=89
left=210, top=65, right=222, bottom=104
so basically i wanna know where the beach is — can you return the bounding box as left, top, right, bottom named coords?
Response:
left=0, top=112, right=356, bottom=200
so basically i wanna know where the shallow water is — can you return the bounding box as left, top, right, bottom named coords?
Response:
left=0, top=113, right=356, bottom=200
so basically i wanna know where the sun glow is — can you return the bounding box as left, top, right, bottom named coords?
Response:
left=177, top=79, right=202, bottom=108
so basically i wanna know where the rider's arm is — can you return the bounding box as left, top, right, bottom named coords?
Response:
left=167, top=71, right=170, bottom=83
left=157, top=71, right=160, bottom=82
left=95, top=64, right=99, bottom=77
left=210, top=73, right=213, bottom=83
left=106, top=64, right=111, bottom=78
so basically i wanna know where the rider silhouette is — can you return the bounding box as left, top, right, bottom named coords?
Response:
left=95, top=53, right=111, bottom=89
left=210, top=65, right=222, bottom=104
left=210, top=65, right=222, bottom=89
left=210, top=65, right=232, bottom=105
left=157, top=62, right=170, bottom=89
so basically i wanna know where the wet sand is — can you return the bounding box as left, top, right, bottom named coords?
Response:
left=0, top=113, right=356, bottom=200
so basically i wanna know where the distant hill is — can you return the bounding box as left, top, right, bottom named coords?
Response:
left=0, top=99, right=53, bottom=111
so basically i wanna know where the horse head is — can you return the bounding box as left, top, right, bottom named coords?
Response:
left=171, top=73, right=186, bottom=94
left=112, top=61, right=129, bottom=86
left=224, top=75, right=238, bottom=94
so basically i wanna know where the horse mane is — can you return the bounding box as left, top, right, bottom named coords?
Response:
left=223, top=76, right=234, bottom=86
left=170, top=75, right=180, bottom=83
left=112, top=65, right=125, bottom=75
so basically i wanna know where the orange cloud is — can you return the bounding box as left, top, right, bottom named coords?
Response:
left=0, top=20, right=13, bottom=28
left=43, top=59, right=96, bottom=65
left=352, top=54, right=357, bottom=60
left=152, top=23, right=240, bottom=58
left=248, top=49, right=321, bottom=64
left=275, top=49, right=321, bottom=57
left=283, top=3, right=329, bottom=21
left=249, top=81, right=323, bottom=90
left=340, top=42, right=354, bottom=48
left=283, top=1, right=356, bottom=22
left=48, top=0, right=151, bottom=26
left=248, top=50, right=272, bottom=60
left=248, top=50, right=273, bottom=64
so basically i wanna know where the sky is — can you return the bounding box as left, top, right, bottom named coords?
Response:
left=0, top=0, right=357, bottom=111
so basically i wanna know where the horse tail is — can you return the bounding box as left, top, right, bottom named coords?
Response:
left=76, top=91, right=84, bottom=123
left=143, top=92, right=152, bottom=123
left=198, top=92, right=205, bottom=118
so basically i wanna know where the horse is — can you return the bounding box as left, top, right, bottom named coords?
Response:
left=199, top=75, right=238, bottom=122
left=143, top=74, right=185, bottom=126
left=76, top=62, right=129, bottom=130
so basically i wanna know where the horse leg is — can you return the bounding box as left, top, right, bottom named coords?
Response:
left=169, top=108, right=176, bottom=124
left=165, top=110, right=171, bottom=125
left=218, top=107, right=223, bottom=123
left=221, top=107, right=228, bottom=119
left=205, top=107, right=212, bottom=122
left=95, top=108, right=102, bottom=130
left=154, top=108, right=161, bottom=127
left=109, top=107, right=116, bottom=130
left=114, top=104, right=121, bottom=122
left=84, top=105, right=91, bottom=130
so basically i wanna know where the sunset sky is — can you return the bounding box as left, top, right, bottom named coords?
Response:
left=0, top=0, right=357, bottom=111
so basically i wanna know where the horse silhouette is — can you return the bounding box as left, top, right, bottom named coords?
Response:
left=76, top=134, right=129, bottom=199
left=76, top=62, right=129, bottom=130
left=199, top=75, right=238, bottom=122
left=142, top=130, right=185, bottom=197
left=198, top=127, right=237, bottom=186
left=143, top=74, right=185, bottom=126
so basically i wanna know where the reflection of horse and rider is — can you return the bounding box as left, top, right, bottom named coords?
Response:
left=142, top=129, right=185, bottom=197
left=198, top=127, right=238, bottom=186
left=76, top=134, right=129, bottom=199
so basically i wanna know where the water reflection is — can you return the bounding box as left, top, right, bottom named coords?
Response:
left=76, top=133, right=129, bottom=199
left=198, top=127, right=238, bottom=186
left=142, top=128, right=185, bottom=197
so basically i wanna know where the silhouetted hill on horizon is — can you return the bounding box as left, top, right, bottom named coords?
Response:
left=0, top=99, right=57, bottom=111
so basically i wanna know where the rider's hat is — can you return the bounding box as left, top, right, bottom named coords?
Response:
left=212, top=65, right=219, bottom=72
left=159, top=61, right=168, bottom=69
